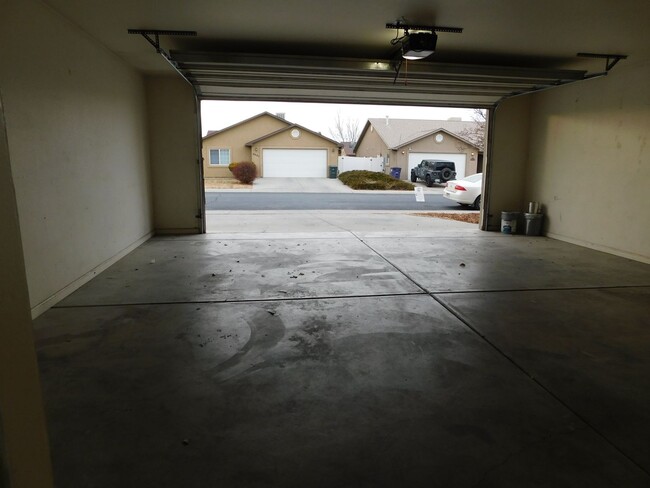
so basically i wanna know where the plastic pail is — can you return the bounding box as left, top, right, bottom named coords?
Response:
left=501, top=211, right=519, bottom=234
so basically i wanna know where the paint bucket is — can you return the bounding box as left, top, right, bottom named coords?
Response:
left=501, top=211, right=519, bottom=234
left=524, top=213, right=543, bottom=236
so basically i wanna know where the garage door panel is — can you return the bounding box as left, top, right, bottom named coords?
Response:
left=408, top=153, right=467, bottom=179
left=263, top=149, right=328, bottom=178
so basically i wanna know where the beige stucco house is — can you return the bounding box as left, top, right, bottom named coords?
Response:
left=203, top=112, right=341, bottom=178
left=355, top=118, right=483, bottom=180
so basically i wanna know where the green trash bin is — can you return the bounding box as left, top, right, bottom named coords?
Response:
left=328, top=166, right=338, bottom=179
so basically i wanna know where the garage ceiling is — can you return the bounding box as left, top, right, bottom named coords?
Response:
left=43, top=0, right=650, bottom=107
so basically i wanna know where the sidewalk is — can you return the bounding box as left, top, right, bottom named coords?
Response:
left=204, top=177, right=445, bottom=194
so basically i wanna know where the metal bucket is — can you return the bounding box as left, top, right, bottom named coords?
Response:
left=524, top=213, right=543, bottom=236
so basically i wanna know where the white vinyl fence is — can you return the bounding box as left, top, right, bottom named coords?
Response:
left=337, top=156, right=385, bottom=173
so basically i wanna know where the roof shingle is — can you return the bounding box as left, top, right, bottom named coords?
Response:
left=366, top=118, right=481, bottom=149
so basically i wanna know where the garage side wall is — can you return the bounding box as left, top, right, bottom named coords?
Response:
left=485, top=96, right=532, bottom=230
left=0, top=89, right=53, bottom=488
left=526, top=61, right=650, bottom=263
left=146, top=76, right=201, bottom=234
left=0, top=0, right=153, bottom=316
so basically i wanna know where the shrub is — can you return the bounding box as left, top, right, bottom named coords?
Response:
left=338, top=170, right=414, bottom=191
left=228, top=162, right=239, bottom=173
left=231, top=161, right=257, bottom=184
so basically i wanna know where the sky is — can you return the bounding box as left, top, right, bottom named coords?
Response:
left=200, top=100, right=476, bottom=138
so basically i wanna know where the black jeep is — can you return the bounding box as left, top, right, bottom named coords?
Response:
left=410, top=160, right=456, bottom=187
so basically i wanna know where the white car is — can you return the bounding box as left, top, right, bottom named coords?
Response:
left=443, top=173, right=482, bottom=209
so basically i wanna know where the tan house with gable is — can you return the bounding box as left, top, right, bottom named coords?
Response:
left=203, top=112, right=341, bottom=178
left=355, top=118, right=483, bottom=180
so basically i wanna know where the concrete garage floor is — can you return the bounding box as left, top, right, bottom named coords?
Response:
left=34, top=213, right=650, bottom=487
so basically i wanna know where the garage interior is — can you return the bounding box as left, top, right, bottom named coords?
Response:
left=1, top=1, right=649, bottom=487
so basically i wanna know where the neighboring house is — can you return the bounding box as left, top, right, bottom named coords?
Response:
left=203, top=112, right=341, bottom=178
left=341, top=142, right=356, bottom=156
left=355, top=118, right=483, bottom=180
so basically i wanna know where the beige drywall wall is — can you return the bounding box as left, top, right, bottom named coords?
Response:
left=526, top=61, right=650, bottom=262
left=146, top=76, right=201, bottom=233
left=484, top=96, right=531, bottom=230
left=0, top=0, right=153, bottom=315
left=0, top=90, right=54, bottom=488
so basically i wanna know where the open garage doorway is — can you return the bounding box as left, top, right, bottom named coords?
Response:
left=200, top=100, right=487, bottom=234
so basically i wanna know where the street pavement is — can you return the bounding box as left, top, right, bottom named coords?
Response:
left=204, top=177, right=457, bottom=211
left=205, top=191, right=461, bottom=211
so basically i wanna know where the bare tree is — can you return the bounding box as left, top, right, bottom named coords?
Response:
left=459, top=108, right=487, bottom=151
left=328, top=112, right=361, bottom=145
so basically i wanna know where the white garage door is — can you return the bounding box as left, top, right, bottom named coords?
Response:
left=408, top=153, right=467, bottom=179
left=263, top=149, right=328, bottom=178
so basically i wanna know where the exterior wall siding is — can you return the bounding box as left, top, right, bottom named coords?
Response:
left=395, top=133, right=479, bottom=178
left=203, top=115, right=339, bottom=178
left=355, top=128, right=390, bottom=164
left=357, top=127, right=479, bottom=180
left=202, top=115, right=290, bottom=177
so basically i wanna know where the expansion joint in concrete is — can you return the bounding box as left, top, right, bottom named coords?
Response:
left=429, top=293, right=650, bottom=479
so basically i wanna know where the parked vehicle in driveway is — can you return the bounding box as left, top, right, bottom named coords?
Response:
left=443, top=173, right=482, bottom=209
left=410, top=160, right=456, bottom=187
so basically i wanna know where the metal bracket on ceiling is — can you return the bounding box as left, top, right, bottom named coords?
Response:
left=127, top=29, right=197, bottom=57
left=127, top=29, right=198, bottom=91
left=577, top=52, right=628, bottom=72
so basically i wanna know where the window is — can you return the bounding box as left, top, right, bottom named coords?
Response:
left=209, top=148, right=230, bottom=166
